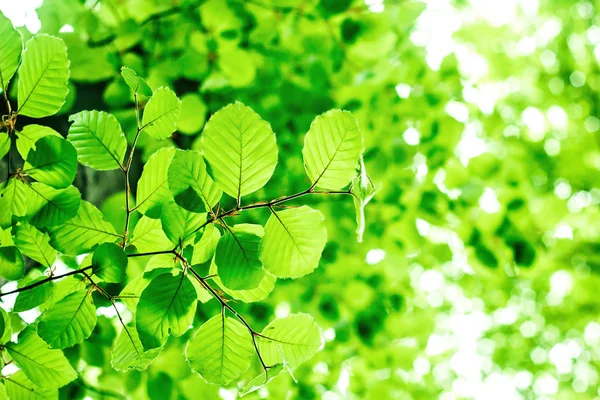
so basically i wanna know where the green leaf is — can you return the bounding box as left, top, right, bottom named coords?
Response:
left=0, top=12, right=22, bottom=89
left=121, top=66, right=153, bottom=97
left=216, top=224, right=265, bottom=290
left=0, top=178, right=26, bottom=229
left=259, top=206, right=327, bottom=278
left=302, top=110, right=362, bottom=190
left=141, top=87, right=181, bottom=139
left=0, top=246, right=25, bottom=280
left=91, top=242, right=127, bottom=282
left=111, top=324, right=162, bottom=371
left=67, top=110, right=127, bottom=170
left=0, top=134, right=8, bottom=159
left=48, top=200, right=120, bottom=255
left=177, top=93, right=207, bottom=135
left=135, top=272, right=197, bottom=350
left=4, top=370, right=58, bottom=400
left=0, top=307, right=10, bottom=343
left=240, top=364, right=284, bottom=396
left=168, top=149, right=221, bottom=213
left=209, top=259, right=275, bottom=303
left=351, top=156, right=378, bottom=243
left=129, top=216, right=171, bottom=253
left=6, top=327, right=77, bottom=388
left=160, top=200, right=206, bottom=246
left=37, top=289, right=97, bottom=349
left=23, top=136, right=77, bottom=189
left=201, top=102, right=278, bottom=200
left=136, top=147, right=176, bottom=218
left=185, top=314, right=254, bottom=385
left=25, top=183, right=81, bottom=228
left=258, top=313, right=322, bottom=369
left=16, top=125, right=62, bottom=160
left=17, top=35, right=70, bottom=118
left=14, top=223, right=56, bottom=268
left=191, top=223, right=220, bottom=265
left=14, top=278, right=54, bottom=312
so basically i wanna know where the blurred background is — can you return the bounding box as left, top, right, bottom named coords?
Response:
left=1, top=0, right=600, bottom=399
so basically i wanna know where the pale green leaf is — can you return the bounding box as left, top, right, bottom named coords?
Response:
left=0, top=178, right=27, bottom=228
left=216, top=224, right=264, bottom=290
left=14, top=223, right=56, bottom=268
left=23, top=136, right=77, bottom=189
left=202, top=102, right=278, bottom=199
left=240, top=364, right=284, bottom=396
left=135, top=147, right=176, bottom=218
left=259, top=206, right=327, bottom=278
left=0, top=246, right=25, bottom=280
left=111, top=324, right=162, bottom=371
left=4, top=370, right=58, bottom=400
left=121, top=66, right=153, bottom=97
left=302, top=110, right=362, bottom=190
left=6, top=327, right=77, bottom=388
left=129, top=216, right=171, bottom=253
left=16, top=125, right=62, bottom=160
left=0, top=134, right=8, bottom=159
left=0, top=12, right=22, bottom=89
left=257, top=313, right=322, bottom=369
left=168, top=149, right=221, bottom=213
left=14, top=278, right=54, bottom=312
left=160, top=200, right=206, bottom=246
left=48, top=200, right=120, bottom=255
left=25, top=183, right=81, bottom=228
left=209, top=259, right=275, bottom=303
left=91, top=242, right=127, bottom=283
left=141, top=87, right=181, bottom=139
left=17, top=35, right=69, bottom=118
left=136, top=272, right=197, bottom=350
left=177, top=93, right=206, bottom=135
left=185, top=314, right=254, bottom=385
left=67, top=110, right=127, bottom=170
left=0, top=307, right=10, bottom=343
left=192, top=223, right=221, bottom=265
left=37, top=289, right=97, bottom=349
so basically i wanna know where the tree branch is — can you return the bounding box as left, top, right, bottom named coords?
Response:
left=0, top=266, right=93, bottom=298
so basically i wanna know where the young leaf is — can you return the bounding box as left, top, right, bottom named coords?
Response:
left=302, top=110, right=362, bottom=190
left=136, top=272, right=197, bottom=350
left=91, top=242, right=127, bottom=282
left=257, top=313, right=322, bottom=369
left=201, top=102, right=278, bottom=200
left=185, top=314, right=254, bottom=385
left=0, top=12, right=22, bottom=89
left=192, top=223, right=221, bottom=265
left=16, top=124, right=63, bottom=160
left=121, top=66, right=153, bottom=97
left=240, top=364, right=284, bottom=396
left=4, top=370, right=58, bottom=400
left=0, top=178, right=26, bottom=228
left=209, top=259, right=276, bottom=303
left=259, top=206, right=327, bottom=278
left=160, top=200, right=206, bottom=246
left=351, top=156, right=378, bottom=243
left=17, top=35, right=70, bottom=118
left=25, top=183, right=81, bottom=228
left=24, top=136, right=78, bottom=189
left=111, top=324, right=162, bottom=371
left=129, top=216, right=171, bottom=252
left=141, top=87, right=181, bottom=139
left=37, top=289, right=97, bottom=349
left=167, top=149, right=221, bottom=213
left=14, top=222, right=57, bottom=268
left=215, top=224, right=265, bottom=290
left=48, top=200, right=120, bottom=255
left=14, top=277, right=54, bottom=312
left=68, top=110, right=127, bottom=170
left=0, top=246, right=25, bottom=280
left=6, top=327, right=77, bottom=388
left=136, top=147, right=176, bottom=218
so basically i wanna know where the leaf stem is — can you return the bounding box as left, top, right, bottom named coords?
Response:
left=122, top=92, right=143, bottom=248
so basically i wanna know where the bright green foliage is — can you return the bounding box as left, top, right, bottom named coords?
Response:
left=4, top=370, right=57, bottom=400
left=24, top=183, right=80, bottom=228
left=37, top=289, right=97, bottom=349
left=129, top=216, right=170, bottom=253
left=0, top=13, right=22, bottom=90
left=136, top=272, right=197, bottom=350
left=185, top=314, right=254, bottom=385
left=0, top=135, right=8, bottom=159
left=177, top=93, right=206, bottom=135
left=241, top=364, right=284, bottom=396
left=260, top=206, right=327, bottom=278
left=111, top=325, right=162, bottom=371
left=91, top=242, right=127, bottom=282
left=13, top=223, right=56, bottom=268
left=15, top=125, right=62, bottom=159
left=0, top=246, right=25, bottom=280
left=201, top=102, right=278, bottom=200
left=141, top=87, right=181, bottom=139
left=120, top=66, right=152, bottom=97
left=24, top=136, right=77, bottom=189
left=17, top=35, right=69, bottom=118
left=67, top=110, right=127, bottom=170
left=160, top=200, right=205, bottom=246
left=6, top=327, right=77, bottom=388
left=215, top=224, right=264, bottom=290
left=136, top=147, right=176, bottom=218
left=14, top=278, right=53, bottom=312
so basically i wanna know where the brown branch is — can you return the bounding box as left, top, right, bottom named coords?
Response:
left=0, top=266, right=92, bottom=298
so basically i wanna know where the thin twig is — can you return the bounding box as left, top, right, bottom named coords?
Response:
left=0, top=266, right=92, bottom=298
